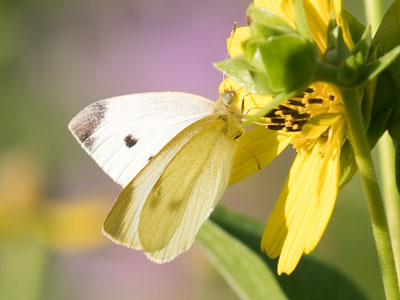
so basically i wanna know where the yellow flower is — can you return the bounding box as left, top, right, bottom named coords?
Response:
left=225, top=0, right=352, bottom=274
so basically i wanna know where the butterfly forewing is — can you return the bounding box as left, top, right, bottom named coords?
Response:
left=69, top=92, right=214, bottom=187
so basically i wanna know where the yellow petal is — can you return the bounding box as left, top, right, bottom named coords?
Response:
left=261, top=150, right=308, bottom=259
left=227, top=27, right=250, bottom=58
left=301, top=113, right=340, bottom=140
left=42, top=198, right=109, bottom=252
left=229, top=127, right=292, bottom=185
left=262, top=140, right=340, bottom=275
left=277, top=148, right=323, bottom=275
left=305, top=136, right=341, bottom=252
left=254, top=0, right=295, bottom=24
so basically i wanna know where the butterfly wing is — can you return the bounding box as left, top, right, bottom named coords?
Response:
left=69, top=92, right=214, bottom=187
left=103, top=116, right=237, bottom=262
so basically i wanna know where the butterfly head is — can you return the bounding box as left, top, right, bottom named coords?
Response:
left=218, top=78, right=244, bottom=107
left=221, top=89, right=238, bottom=105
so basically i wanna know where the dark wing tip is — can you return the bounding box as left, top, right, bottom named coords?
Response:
left=68, top=101, right=108, bottom=149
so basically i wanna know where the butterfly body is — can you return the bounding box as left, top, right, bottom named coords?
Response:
left=69, top=91, right=244, bottom=262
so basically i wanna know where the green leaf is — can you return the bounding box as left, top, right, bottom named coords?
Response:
left=209, top=206, right=368, bottom=300
left=389, top=99, right=400, bottom=143
left=351, top=26, right=371, bottom=59
left=385, top=67, right=400, bottom=143
left=213, top=57, right=257, bottom=93
left=394, top=140, right=400, bottom=193
left=323, top=19, right=350, bottom=67
left=340, top=70, right=398, bottom=188
left=371, top=0, right=400, bottom=145
left=363, top=45, right=400, bottom=82
left=367, top=71, right=397, bottom=143
left=295, top=0, right=312, bottom=42
left=369, top=69, right=400, bottom=146
left=373, top=0, right=400, bottom=90
left=197, top=221, right=288, bottom=300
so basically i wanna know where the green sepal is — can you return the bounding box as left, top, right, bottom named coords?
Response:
left=326, top=9, right=364, bottom=78
left=339, top=141, right=357, bottom=189
left=242, top=33, right=317, bottom=95
left=335, top=25, right=372, bottom=86
left=342, top=9, right=365, bottom=45
left=247, top=5, right=294, bottom=36
left=251, top=23, right=293, bottom=40
left=337, top=52, right=365, bottom=86
left=295, top=0, right=312, bottom=42
left=214, top=4, right=317, bottom=97
left=363, top=45, right=400, bottom=83
left=323, top=17, right=350, bottom=66
left=213, top=57, right=257, bottom=93
left=351, top=26, right=372, bottom=62
left=337, top=44, right=400, bottom=87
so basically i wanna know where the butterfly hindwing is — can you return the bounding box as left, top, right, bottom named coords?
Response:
left=69, top=92, right=214, bottom=187
left=103, top=116, right=238, bottom=262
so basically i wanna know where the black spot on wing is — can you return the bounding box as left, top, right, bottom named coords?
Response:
left=124, top=134, right=138, bottom=148
left=69, top=101, right=107, bottom=150
left=148, top=155, right=154, bottom=161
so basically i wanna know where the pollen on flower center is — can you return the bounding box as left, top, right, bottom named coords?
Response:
left=262, top=85, right=339, bottom=132
left=260, top=82, right=344, bottom=154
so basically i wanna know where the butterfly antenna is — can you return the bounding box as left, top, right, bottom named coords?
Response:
left=241, top=93, right=265, bottom=118
left=222, top=21, right=238, bottom=82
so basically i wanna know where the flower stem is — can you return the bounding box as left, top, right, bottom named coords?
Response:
left=341, top=87, right=400, bottom=300
left=378, top=132, right=400, bottom=284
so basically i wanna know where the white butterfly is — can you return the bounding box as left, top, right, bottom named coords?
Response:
left=69, top=89, right=247, bottom=262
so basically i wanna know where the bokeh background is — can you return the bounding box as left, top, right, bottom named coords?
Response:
left=0, top=0, right=394, bottom=299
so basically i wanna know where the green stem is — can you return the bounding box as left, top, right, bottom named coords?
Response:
left=363, top=0, right=400, bottom=293
left=341, top=87, right=400, bottom=300
left=378, top=132, right=400, bottom=284
left=363, top=0, right=383, bottom=34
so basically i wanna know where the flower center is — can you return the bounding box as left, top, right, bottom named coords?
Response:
left=262, top=82, right=345, bottom=154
